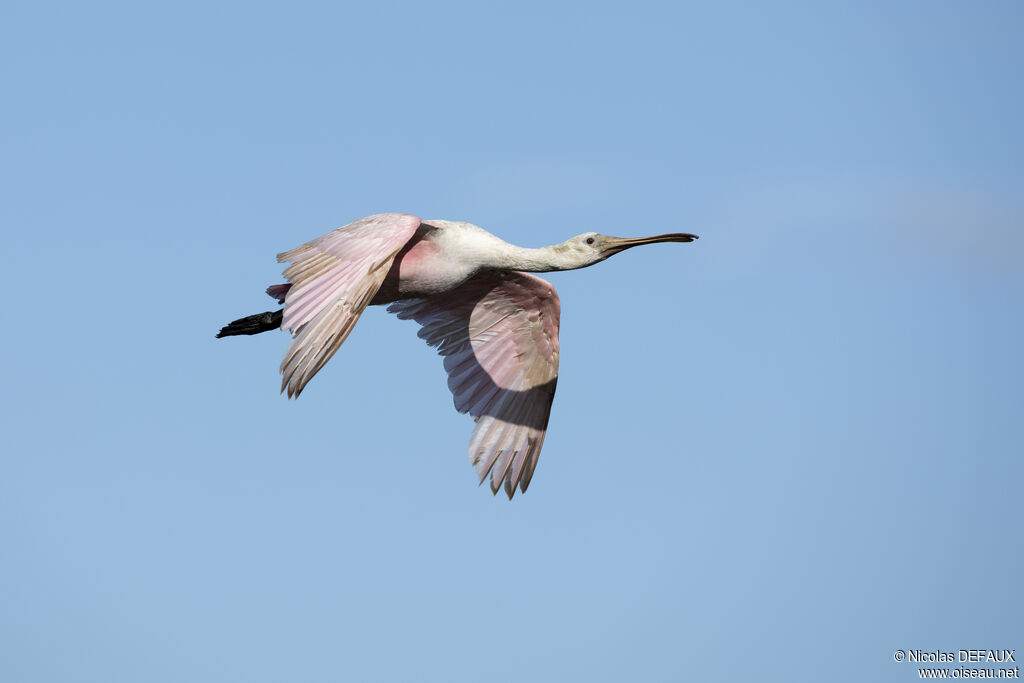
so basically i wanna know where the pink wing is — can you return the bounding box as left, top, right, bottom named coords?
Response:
left=277, top=213, right=421, bottom=398
left=389, top=271, right=561, bottom=499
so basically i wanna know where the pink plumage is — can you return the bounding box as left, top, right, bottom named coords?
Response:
left=389, top=271, right=559, bottom=497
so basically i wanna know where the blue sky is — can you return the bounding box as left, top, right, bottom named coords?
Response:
left=2, top=2, right=1021, bottom=681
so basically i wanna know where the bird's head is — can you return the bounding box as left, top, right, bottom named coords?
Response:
left=558, top=231, right=699, bottom=269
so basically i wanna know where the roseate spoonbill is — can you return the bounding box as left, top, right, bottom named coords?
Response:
left=217, top=213, right=698, bottom=498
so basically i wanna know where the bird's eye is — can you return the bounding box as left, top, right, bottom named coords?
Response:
left=585, top=237, right=595, bottom=245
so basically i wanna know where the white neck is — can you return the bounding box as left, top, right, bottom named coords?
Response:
left=429, top=221, right=595, bottom=273
left=487, top=243, right=583, bottom=272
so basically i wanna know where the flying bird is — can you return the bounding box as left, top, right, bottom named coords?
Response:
left=217, top=214, right=698, bottom=498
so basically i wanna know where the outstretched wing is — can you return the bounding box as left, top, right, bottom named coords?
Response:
left=278, top=213, right=421, bottom=398
left=389, top=271, right=561, bottom=499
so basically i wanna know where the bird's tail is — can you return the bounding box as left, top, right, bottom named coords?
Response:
left=216, top=309, right=284, bottom=338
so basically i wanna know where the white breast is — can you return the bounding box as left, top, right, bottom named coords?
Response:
left=392, top=222, right=498, bottom=297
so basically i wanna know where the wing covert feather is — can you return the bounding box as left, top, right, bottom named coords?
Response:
left=389, top=271, right=560, bottom=498
left=277, top=213, right=420, bottom=397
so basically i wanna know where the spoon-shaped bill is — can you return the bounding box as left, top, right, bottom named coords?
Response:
left=601, top=233, right=699, bottom=255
